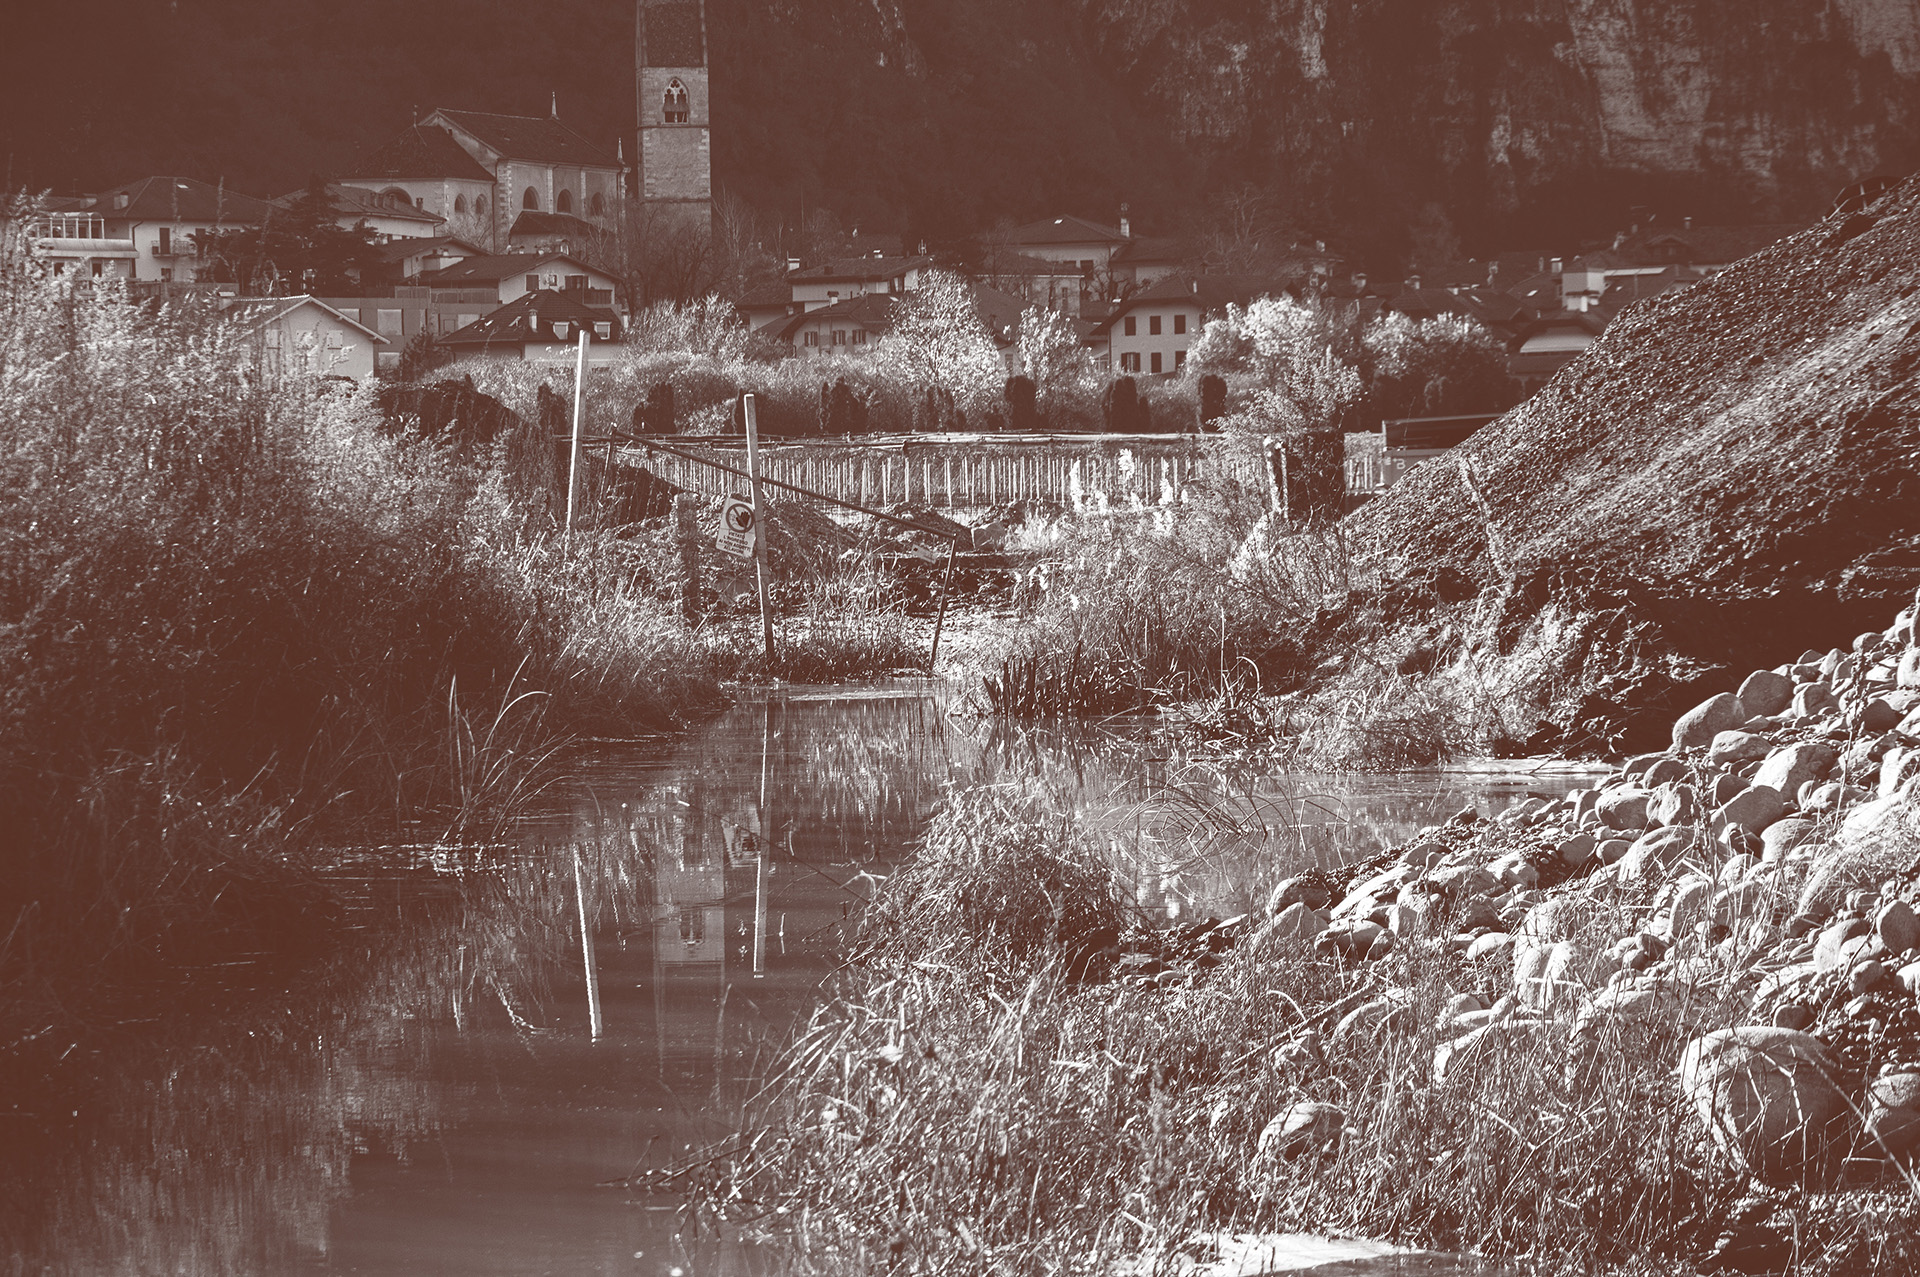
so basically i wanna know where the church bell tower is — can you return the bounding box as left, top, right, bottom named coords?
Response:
left=635, top=0, right=713, bottom=239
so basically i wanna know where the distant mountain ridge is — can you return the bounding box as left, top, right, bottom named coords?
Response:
left=4, top=0, right=1915, bottom=262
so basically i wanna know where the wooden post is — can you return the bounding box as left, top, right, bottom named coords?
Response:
left=674, top=492, right=702, bottom=621
left=564, top=328, right=588, bottom=544
left=743, top=393, right=775, bottom=657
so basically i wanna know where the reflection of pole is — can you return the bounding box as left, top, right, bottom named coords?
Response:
left=753, top=697, right=772, bottom=978
left=573, top=844, right=603, bottom=1041
left=743, top=393, right=775, bottom=657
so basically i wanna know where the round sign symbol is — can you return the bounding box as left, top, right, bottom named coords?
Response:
left=724, top=502, right=754, bottom=533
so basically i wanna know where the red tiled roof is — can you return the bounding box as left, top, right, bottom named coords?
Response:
left=438, top=289, right=621, bottom=347
left=1004, top=214, right=1128, bottom=248
left=76, top=176, right=274, bottom=225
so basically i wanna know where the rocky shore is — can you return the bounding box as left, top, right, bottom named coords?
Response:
left=1156, top=589, right=1920, bottom=1266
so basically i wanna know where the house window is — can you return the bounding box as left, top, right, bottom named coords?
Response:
left=832, top=330, right=846, bottom=346
left=376, top=309, right=403, bottom=336
left=565, top=274, right=586, bottom=291
left=523, top=187, right=540, bottom=210
left=1079, top=259, right=1093, bottom=271
left=1174, top=350, right=1186, bottom=369
left=526, top=274, right=540, bottom=293
left=1174, top=313, right=1186, bottom=335
left=1150, top=352, right=1162, bottom=374
left=556, top=189, right=573, bottom=213
left=664, top=79, right=689, bottom=123
left=91, top=260, right=104, bottom=277
left=803, top=332, right=819, bottom=347
left=159, top=268, right=172, bottom=282
left=1149, top=314, right=1162, bottom=335
left=157, top=226, right=171, bottom=255
left=1124, top=315, right=1136, bottom=336
left=851, top=330, right=866, bottom=346
left=594, top=322, right=611, bottom=340
left=475, top=195, right=488, bottom=218
left=454, top=194, right=467, bottom=214
left=1120, top=352, right=1140, bottom=372
left=590, top=192, right=605, bottom=217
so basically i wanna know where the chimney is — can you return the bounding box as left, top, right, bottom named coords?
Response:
left=1120, top=202, right=1131, bottom=238
left=1549, top=257, right=1563, bottom=274
left=550, top=91, right=559, bottom=119
left=1189, top=279, right=1199, bottom=295
left=1407, top=273, right=1421, bottom=291
left=1487, top=261, right=1500, bottom=285
left=1683, top=215, right=1693, bottom=230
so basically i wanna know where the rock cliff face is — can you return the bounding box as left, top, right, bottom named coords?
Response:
left=12, top=1, right=1919, bottom=253
left=1066, top=0, right=1920, bottom=238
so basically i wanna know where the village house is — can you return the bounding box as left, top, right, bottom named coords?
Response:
left=1089, top=274, right=1288, bottom=375
left=343, top=107, right=626, bottom=254
left=436, top=289, right=624, bottom=367
left=765, top=293, right=897, bottom=361
left=760, top=281, right=1024, bottom=371
left=31, top=176, right=274, bottom=283
left=371, top=236, right=486, bottom=283
left=785, top=256, right=930, bottom=313
left=416, top=251, right=620, bottom=312
left=977, top=249, right=1093, bottom=317
left=224, top=295, right=389, bottom=382
left=272, top=183, right=447, bottom=243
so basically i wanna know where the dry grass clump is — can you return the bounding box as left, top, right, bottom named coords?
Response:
left=856, top=788, right=1134, bottom=972
left=984, top=492, right=1364, bottom=718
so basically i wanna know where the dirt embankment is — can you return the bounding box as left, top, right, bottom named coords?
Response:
left=1344, top=176, right=1920, bottom=749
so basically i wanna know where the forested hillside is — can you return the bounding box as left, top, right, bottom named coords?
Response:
left=5, top=0, right=1917, bottom=266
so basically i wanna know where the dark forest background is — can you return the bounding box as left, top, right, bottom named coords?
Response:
left=4, top=0, right=1915, bottom=270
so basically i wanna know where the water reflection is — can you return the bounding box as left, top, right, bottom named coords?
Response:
left=1, top=685, right=1597, bottom=1274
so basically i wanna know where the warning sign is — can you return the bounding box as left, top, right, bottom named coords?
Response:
left=715, top=495, right=756, bottom=559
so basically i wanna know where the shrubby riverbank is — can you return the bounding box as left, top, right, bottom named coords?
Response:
left=0, top=241, right=909, bottom=1039
left=714, top=596, right=1920, bottom=1275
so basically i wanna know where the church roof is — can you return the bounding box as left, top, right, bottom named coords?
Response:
left=432, top=109, right=621, bottom=169
left=347, top=125, right=497, bottom=183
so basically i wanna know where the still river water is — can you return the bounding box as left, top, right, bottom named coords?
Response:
left=3, top=684, right=1584, bottom=1275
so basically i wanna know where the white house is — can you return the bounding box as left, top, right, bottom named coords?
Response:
left=31, top=176, right=274, bottom=283
left=225, top=295, right=389, bottom=382
left=437, top=290, right=624, bottom=366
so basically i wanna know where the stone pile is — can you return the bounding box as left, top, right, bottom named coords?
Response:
left=1243, top=592, right=1920, bottom=1185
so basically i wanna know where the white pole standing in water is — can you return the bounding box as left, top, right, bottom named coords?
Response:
left=743, top=393, right=775, bottom=656
left=564, top=328, right=589, bottom=544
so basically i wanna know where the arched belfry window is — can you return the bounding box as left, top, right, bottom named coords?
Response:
left=523, top=187, right=540, bottom=210
left=453, top=194, right=467, bottom=214
left=556, top=189, right=573, bottom=213
left=664, top=79, right=689, bottom=124
left=590, top=192, right=606, bottom=217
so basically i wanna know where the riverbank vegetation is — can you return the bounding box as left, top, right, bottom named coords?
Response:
left=715, top=783, right=1919, bottom=1275
left=0, top=233, right=906, bottom=1032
